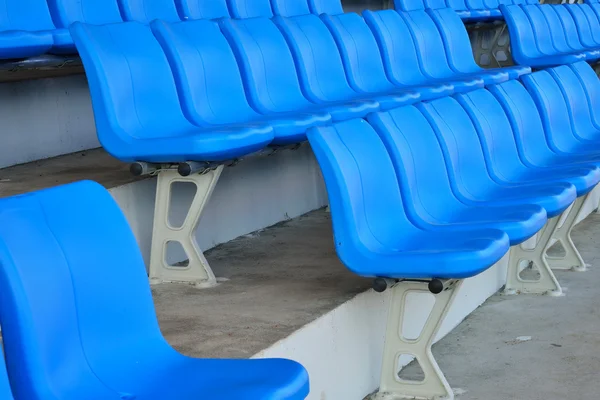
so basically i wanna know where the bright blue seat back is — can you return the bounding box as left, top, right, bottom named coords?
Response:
left=579, top=4, right=600, bottom=44
left=367, top=106, right=465, bottom=224
left=427, top=7, right=482, bottom=74
left=520, top=4, right=558, bottom=55
left=274, top=14, right=359, bottom=104
left=363, top=10, right=429, bottom=86
left=307, top=119, right=422, bottom=274
left=446, top=0, right=469, bottom=13
left=0, top=355, right=13, bottom=399
left=500, top=4, right=544, bottom=63
left=565, top=4, right=598, bottom=48
left=488, top=80, right=558, bottom=166
left=569, top=61, right=600, bottom=127
left=308, top=0, right=343, bottom=15
left=0, top=181, right=152, bottom=399
left=419, top=98, right=496, bottom=199
left=48, top=0, right=122, bottom=27
left=321, top=12, right=396, bottom=94
left=70, top=22, right=199, bottom=157
left=117, top=0, right=180, bottom=23
left=548, top=64, right=599, bottom=141
left=151, top=20, right=259, bottom=127
left=395, top=9, right=455, bottom=80
left=227, top=0, right=273, bottom=18
left=521, top=71, right=582, bottom=153
left=175, top=0, right=230, bottom=19
left=424, top=0, right=447, bottom=8
left=553, top=5, right=587, bottom=51
left=0, top=0, right=55, bottom=31
left=456, top=89, right=531, bottom=182
left=220, top=18, right=313, bottom=114
left=271, top=0, right=311, bottom=16
left=536, top=5, right=574, bottom=53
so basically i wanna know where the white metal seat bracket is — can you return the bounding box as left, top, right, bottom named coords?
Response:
left=378, top=279, right=462, bottom=400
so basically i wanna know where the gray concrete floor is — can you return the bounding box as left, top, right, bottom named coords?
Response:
left=154, top=210, right=371, bottom=359
left=401, top=213, right=600, bottom=400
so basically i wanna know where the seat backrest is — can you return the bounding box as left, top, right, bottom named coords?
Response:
left=548, top=64, right=598, bottom=141
left=220, top=17, right=313, bottom=114
left=488, top=80, right=559, bottom=167
left=569, top=61, right=600, bottom=123
left=175, top=0, right=230, bottom=19
left=363, top=10, right=429, bottom=87
left=0, top=0, right=56, bottom=31
left=70, top=22, right=197, bottom=153
left=552, top=4, right=586, bottom=51
left=396, top=0, right=426, bottom=11
left=521, top=3, right=558, bottom=55
left=564, top=4, right=597, bottom=48
left=445, top=0, right=469, bottom=12
left=521, top=71, right=581, bottom=153
left=151, top=19, right=258, bottom=126
left=499, top=5, right=542, bottom=63
left=575, top=4, right=600, bottom=45
left=274, top=14, right=358, bottom=103
left=535, top=4, right=574, bottom=53
left=321, top=12, right=395, bottom=94
left=367, top=106, right=464, bottom=224
left=427, top=7, right=481, bottom=74
left=0, top=352, right=13, bottom=399
left=424, top=0, right=448, bottom=9
left=227, top=0, right=273, bottom=18
left=271, top=0, right=311, bottom=16
left=0, top=181, right=159, bottom=399
left=307, top=119, right=419, bottom=271
left=117, top=0, right=180, bottom=23
left=47, top=0, right=123, bottom=27
left=396, top=9, right=455, bottom=80
left=418, top=97, right=496, bottom=198
left=308, top=0, right=343, bottom=15
left=456, top=89, right=529, bottom=182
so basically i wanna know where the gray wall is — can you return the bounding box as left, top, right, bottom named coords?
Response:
left=0, top=75, right=98, bottom=169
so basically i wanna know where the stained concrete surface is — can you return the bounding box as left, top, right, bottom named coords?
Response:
left=154, top=210, right=371, bottom=359
left=0, top=148, right=143, bottom=197
left=398, top=212, right=600, bottom=400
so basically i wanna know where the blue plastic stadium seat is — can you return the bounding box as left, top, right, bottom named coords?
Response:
left=43, top=0, right=124, bottom=54
left=420, top=0, right=531, bottom=79
left=273, top=14, right=421, bottom=111
left=0, top=0, right=58, bottom=59
left=71, top=22, right=274, bottom=163
left=564, top=4, right=600, bottom=49
left=0, top=354, right=13, bottom=399
left=394, top=2, right=510, bottom=86
left=521, top=70, right=600, bottom=157
left=117, top=0, right=181, bottom=23
left=534, top=4, right=583, bottom=55
left=175, top=0, right=231, bottom=19
left=569, top=61, right=600, bottom=131
left=500, top=4, right=590, bottom=67
left=151, top=19, right=331, bottom=145
left=227, top=0, right=274, bottom=18
left=490, top=79, right=600, bottom=169
left=307, top=118, right=510, bottom=279
left=418, top=97, right=576, bottom=218
left=271, top=0, right=312, bottom=16
left=220, top=17, right=382, bottom=121
left=363, top=9, right=483, bottom=93
left=308, top=0, right=344, bottom=15
left=552, top=5, right=600, bottom=60
left=0, top=181, right=310, bottom=400
left=456, top=88, right=600, bottom=197
left=546, top=64, right=600, bottom=144
left=367, top=105, right=547, bottom=245
left=445, top=0, right=491, bottom=21
left=321, top=12, right=454, bottom=101
left=48, top=0, right=123, bottom=27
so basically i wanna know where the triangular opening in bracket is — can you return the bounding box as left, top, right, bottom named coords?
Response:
left=397, top=354, right=425, bottom=383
